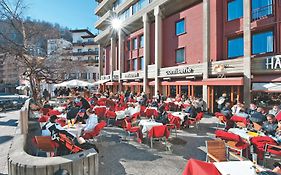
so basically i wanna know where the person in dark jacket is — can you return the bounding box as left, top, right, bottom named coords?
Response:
left=77, top=96, right=90, bottom=110
left=220, top=102, right=232, bottom=120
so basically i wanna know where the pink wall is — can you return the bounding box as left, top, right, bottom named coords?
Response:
left=162, top=3, right=203, bottom=67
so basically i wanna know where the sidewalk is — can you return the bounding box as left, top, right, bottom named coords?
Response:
left=0, top=110, right=20, bottom=175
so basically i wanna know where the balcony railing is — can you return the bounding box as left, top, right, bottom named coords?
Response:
left=73, top=51, right=99, bottom=56
left=252, top=4, right=273, bottom=21
left=73, top=41, right=96, bottom=46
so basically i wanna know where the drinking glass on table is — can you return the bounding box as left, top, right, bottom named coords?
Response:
left=67, top=120, right=71, bottom=128
left=71, top=119, right=75, bottom=126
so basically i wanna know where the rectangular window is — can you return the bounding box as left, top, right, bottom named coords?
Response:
left=252, top=31, right=273, bottom=54
left=252, top=0, right=273, bottom=21
left=81, top=73, right=87, bottom=79
left=127, top=60, right=130, bottom=71
left=227, top=0, right=243, bottom=21
left=140, top=57, right=144, bottom=70
left=127, top=40, right=130, bottom=51
left=78, top=49, right=82, bottom=52
left=133, top=38, right=138, bottom=50
left=176, top=48, right=185, bottom=63
left=133, top=59, right=138, bottom=71
left=176, top=19, right=185, bottom=35
left=228, top=36, right=244, bottom=58
left=92, top=73, right=96, bottom=80
left=140, top=35, right=144, bottom=48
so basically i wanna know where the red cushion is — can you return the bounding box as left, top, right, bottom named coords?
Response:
left=215, top=130, right=241, bottom=142
left=48, top=110, right=61, bottom=116
left=182, top=158, right=222, bottom=175
left=231, top=116, right=248, bottom=125
left=148, top=125, right=170, bottom=139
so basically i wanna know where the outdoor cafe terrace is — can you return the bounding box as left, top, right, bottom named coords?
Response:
left=27, top=92, right=281, bottom=175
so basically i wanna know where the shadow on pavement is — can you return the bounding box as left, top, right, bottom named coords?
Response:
left=0, top=119, right=18, bottom=127
left=0, top=135, right=13, bottom=144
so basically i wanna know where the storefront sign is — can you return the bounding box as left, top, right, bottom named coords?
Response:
left=165, top=67, right=193, bottom=75
left=266, top=56, right=281, bottom=70
left=124, top=72, right=139, bottom=78
left=101, top=75, right=111, bottom=80
left=113, top=75, right=119, bottom=80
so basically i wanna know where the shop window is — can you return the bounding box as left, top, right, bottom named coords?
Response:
left=252, top=0, right=273, bottom=21
left=140, top=35, right=144, bottom=48
left=252, top=31, right=273, bottom=55
left=180, top=86, right=188, bottom=96
left=133, top=58, right=138, bottom=71
left=176, top=19, right=185, bottom=36
left=127, top=40, right=131, bottom=51
left=78, top=49, right=82, bottom=53
left=133, top=38, right=138, bottom=50
left=127, top=60, right=131, bottom=71
left=176, top=48, right=185, bottom=63
left=92, top=73, right=96, bottom=80
left=228, top=36, right=244, bottom=58
left=140, top=57, right=144, bottom=70
left=227, top=0, right=243, bottom=21
left=81, top=73, right=87, bottom=79
left=170, top=86, right=176, bottom=98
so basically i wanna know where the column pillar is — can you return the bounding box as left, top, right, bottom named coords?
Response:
left=243, top=0, right=251, bottom=106
left=202, top=0, right=210, bottom=111
left=98, top=45, right=104, bottom=79
left=143, top=13, right=150, bottom=94
left=118, top=30, right=125, bottom=92
left=110, top=37, right=116, bottom=81
left=154, top=6, right=163, bottom=96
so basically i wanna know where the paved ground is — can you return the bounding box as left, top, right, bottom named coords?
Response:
left=97, top=115, right=218, bottom=175
left=0, top=110, right=20, bottom=175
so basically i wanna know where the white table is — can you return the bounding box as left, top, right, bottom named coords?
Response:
left=138, top=119, right=163, bottom=134
left=170, top=112, right=188, bottom=124
left=115, top=111, right=126, bottom=120
left=214, top=161, right=257, bottom=175
left=63, top=124, right=86, bottom=136
left=228, top=128, right=265, bottom=142
left=53, top=106, right=66, bottom=112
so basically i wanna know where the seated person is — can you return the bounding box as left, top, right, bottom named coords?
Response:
left=269, top=105, right=280, bottom=116
left=246, top=103, right=257, bottom=116
left=74, top=109, right=87, bottom=124
left=220, top=102, right=232, bottom=120
left=42, top=115, right=98, bottom=155
left=150, top=98, right=159, bottom=108
left=275, top=120, right=281, bottom=143
left=262, top=114, right=278, bottom=136
left=76, top=96, right=91, bottom=110
left=81, top=108, right=98, bottom=135
left=66, top=103, right=80, bottom=120
left=235, top=107, right=249, bottom=118
left=249, top=107, right=267, bottom=126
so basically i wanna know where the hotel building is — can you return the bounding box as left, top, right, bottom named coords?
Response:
left=94, top=0, right=281, bottom=112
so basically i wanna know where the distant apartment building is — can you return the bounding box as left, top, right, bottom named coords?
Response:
left=70, top=29, right=100, bottom=81
left=47, top=38, right=72, bottom=57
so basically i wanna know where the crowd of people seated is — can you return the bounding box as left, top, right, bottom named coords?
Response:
left=217, top=93, right=281, bottom=143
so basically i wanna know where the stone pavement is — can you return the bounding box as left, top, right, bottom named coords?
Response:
left=0, top=110, right=20, bottom=175
left=98, top=115, right=218, bottom=175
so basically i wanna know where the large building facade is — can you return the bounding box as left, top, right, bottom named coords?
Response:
left=95, top=0, right=281, bottom=112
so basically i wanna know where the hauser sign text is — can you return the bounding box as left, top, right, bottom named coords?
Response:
left=266, top=56, right=281, bottom=70
left=166, top=67, right=193, bottom=75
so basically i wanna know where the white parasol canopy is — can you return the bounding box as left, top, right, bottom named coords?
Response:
left=54, top=79, right=94, bottom=87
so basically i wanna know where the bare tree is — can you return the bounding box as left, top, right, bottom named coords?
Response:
left=0, top=0, right=85, bottom=104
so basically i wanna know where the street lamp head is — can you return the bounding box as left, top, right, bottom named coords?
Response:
left=111, top=18, right=122, bottom=30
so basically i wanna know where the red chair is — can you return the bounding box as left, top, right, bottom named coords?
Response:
left=40, top=108, right=50, bottom=115
left=231, top=116, right=248, bottom=128
left=187, top=112, right=204, bottom=130
left=148, top=125, right=170, bottom=149
left=215, top=112, right=228, bottom=129
left=56, top=118, right=66, bottom=127
left=145, top=108, right=158, bottom=119
left=182, top=158, right=222, bottom=175
left=59, top=133, right=83, bottom=154
left=250, top=136, right=278, bottom=161
left=168, top=102, right=177, bottom=111
left=48, top=110, right=62, bottom=116
left=123, top=119, right=142, bottom=143
left=131, top=112, right=140, bottom=122
left=264, top=144, right=281, bottom=166
left=215, top=130, right=250, bottom=158
left=140, top=106, right=146, bottom=116
left=105, top=110, right=117, bottom=125
left=166, top=113, right=181, bottom=137
left=82, top=121, right=107, bottom=140
left=94, top=106, right=107, bottom=118
left=38, top=115, right=49, bottom=122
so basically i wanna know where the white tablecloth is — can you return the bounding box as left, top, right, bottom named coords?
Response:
left=170, top=112, right=187, bottom=123
left=214, top=161, right=257, bottom=175
left=115, top=111, right=126, bottom=120
left=228, top=128, right=265, bottom=142
left=53, top=106, right=66, bottom=112
left=138, top=119, right=163, bottom=134
left=63, top=124, right=86, bottom=136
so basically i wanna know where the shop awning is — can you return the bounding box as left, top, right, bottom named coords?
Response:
left=93, top=79, right=110, bottom=85
left=105, top=82, right=119, bottom=86
left=202, top=77, right=244, bottom=86
left=123, top=82, right=143, bottom=86
left=161, top=81, right=204, bottom=86
left=252, top=83, right=281, bottom=92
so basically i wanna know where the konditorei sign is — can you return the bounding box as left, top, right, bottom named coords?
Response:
left=266, top=56, right=281, bottom=70
left=101, top=75, right=111, bottom=80
left=165, top=67, right=193, bottom=76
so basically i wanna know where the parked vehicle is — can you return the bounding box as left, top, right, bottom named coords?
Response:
left=0, top=98, right=27, bottom=112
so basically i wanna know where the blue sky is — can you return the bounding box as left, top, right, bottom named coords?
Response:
left=25, top=0, right=99, bottom=34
